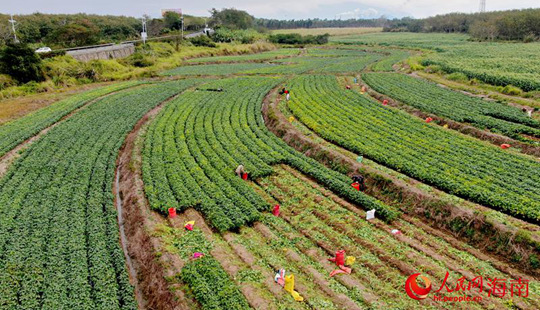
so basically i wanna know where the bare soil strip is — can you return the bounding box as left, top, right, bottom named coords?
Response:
left=253, top=222, right=362, bottom=310
left=113, top=95, right=196, bottom=310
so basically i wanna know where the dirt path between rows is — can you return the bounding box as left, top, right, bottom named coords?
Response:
left=113, top=94, right=195, bottom=310
left=253, top=222, right=362, bottom=310
left=288, top=163, right=540, bottom=288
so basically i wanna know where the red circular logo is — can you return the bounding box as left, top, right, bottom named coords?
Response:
left=405, top=273, right=432, bottom=300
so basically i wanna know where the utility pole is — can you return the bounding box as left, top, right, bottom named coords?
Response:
left=479, top=0, right=486, bottom=13
left=8, top=14, right=19, bottom=43
left=141, top=16, right=147, bottom=45
left=181, top=15, right=184, bottom=38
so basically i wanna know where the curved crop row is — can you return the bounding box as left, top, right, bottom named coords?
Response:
left=422, top=43, right=540, bottom=91
left=160, top=62, right=274, bottom=76
left=363, top=72, right=540, bottom=141
left=312, top=54, right=381, bottom=73
left=370, top=50, right=410, bottom=72
left=0, top=79, right=201, bottom=309
left=332, top=32, right=540, bottom=91
left=286, top=75, right=540, bottom=222
left=422, top=59, right=540, bottom=92
left=185, top=48, right=300, bottom=64
left=0, top=81, right=141, bottom=157
left=181, top=253, right=250, bottom=309
left=143, top=77, right=398, bottom=232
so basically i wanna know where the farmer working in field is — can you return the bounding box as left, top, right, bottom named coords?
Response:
left=235, top=164, right=246, bottom=178
left=352, top=174, right=366, bottom=191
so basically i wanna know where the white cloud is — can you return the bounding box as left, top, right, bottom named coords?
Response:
left=336, top=8, right=380, bottom=19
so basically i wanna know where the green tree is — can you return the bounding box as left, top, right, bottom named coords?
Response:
left=0, top=42, right=44, bottom=83
left=184, top=15, right=206, bottom=31
left=47, top=22, right=99, bottom=47
left=210, top=8, right=254, bottom=30
left=163, top=12, right=182, bottom=30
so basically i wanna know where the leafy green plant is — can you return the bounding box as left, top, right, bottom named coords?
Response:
left=0, top=79, right=202, bottom=308
left=287, top=74, right=540, bottom=222
left=0, top=81, right=141, bottom=157
left=181, top=256, right=250, bottom=310
left=446, top=72, right=469, bottom=82
left=190, top=35, right=217, bottom=48
left=143, top=77, right=399, bottom=232
left=363, top=72, right=540, bottom=142
left=501, top=85, right=523, bottom=96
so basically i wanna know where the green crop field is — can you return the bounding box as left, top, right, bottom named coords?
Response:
left=160, top=62, right=276, bottom=76
left=1, top=39, right=539, bottom=310
left=0, top=81, right=141, bottom=157
left=271, top=27, right=382, bottom=36
left=369, top=50, right=410, bottom=72
left=185, top=48, right=301, bottom=63
left=333, top=32, right=540, bottom=91
left=363, top=73, right=540, bottom=141
left=0, top=79, right=201, bottom=309
left=287, top=75, right=540, bottom=221
left=143, top=77, right=397, bottom=232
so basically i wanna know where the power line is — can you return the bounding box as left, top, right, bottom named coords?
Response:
left=479, top=0, right=486, bottom=13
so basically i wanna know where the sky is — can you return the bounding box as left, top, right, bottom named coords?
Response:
left=2, top=0, right=539, bottom=20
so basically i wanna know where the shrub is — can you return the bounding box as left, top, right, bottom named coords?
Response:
left=211, top=28, right=263, bottom=44
left=424, top=65, right=441, bottom=73
left=136, top=42, right=176, bottom=57
left=522, top=33, right=537, bottom=43
left=446, top=72, right=469, bottom=82
left=408, top=56, right=425, bottom=70
left=37, top=50, right=66, bottom=60
left=0, top=42, right=44, bottom=83
left=0, top=74, right=15, bottom=90
left=126, top=52, right=155, bottom=67
left=190, top=35, right=217, bottom=48
left=268, top=33, right=330, bottom=45
left=501, top=85, right=523, bottom=96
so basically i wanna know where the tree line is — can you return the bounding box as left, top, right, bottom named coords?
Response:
left=0, top=13, right=141, bottom=48
left=0, top=12, right=208, bottom=48
left=255, top=18, right=385, bottom=29
left=384, top=9, right=540, bottom=41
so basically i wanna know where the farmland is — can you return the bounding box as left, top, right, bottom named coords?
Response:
left=0, top=79, right=201, bottom=309
left=271, top=27, right=382, bottom=36
left=333, top=32, right=540, bottom=91
left=286, top=74, right=540, bottom=221
left=185, top=48, right=301, bottom=64
left=0, top=81, right=141, bottom=158
left=143, top=77, right=397, bottom=232
left=0, top=32, right=539, bottom=310
left=362, top=73, right=540, bottom=142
